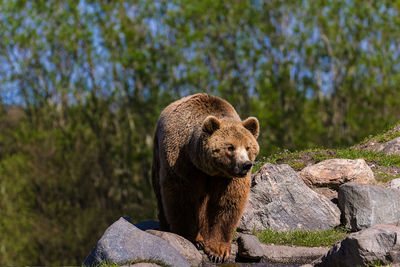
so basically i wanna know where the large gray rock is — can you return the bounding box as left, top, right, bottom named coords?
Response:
left=83, top=217, right=189, bottom=267
left=238, top=163, right=340, bottom=233
left=146, top=230, right=202, bottom=267
left=338, top=182, right=400, bottom=231
left=299, top=158, right=375, bottom=189
left=390, top=178, right=400, bottom=190
left=317, top=224, right=400, bottom=267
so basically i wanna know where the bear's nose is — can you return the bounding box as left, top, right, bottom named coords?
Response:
left=242, top=161, right=253, bottom=172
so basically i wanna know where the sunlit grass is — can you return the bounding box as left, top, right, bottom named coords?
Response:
left=256, top=147, right=400, bottom=171
left=357, top=122, right=400, bottom=145
left=257, top=227, right=348, bottom=247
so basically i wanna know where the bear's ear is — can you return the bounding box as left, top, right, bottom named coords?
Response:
left=202, top=115, right=221, bottom=134
left=242, top=117, right=259, bottom=139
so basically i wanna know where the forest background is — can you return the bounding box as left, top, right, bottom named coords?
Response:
left=1, top=0, right=400, bottom=265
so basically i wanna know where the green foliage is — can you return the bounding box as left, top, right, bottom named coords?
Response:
left=0, top=103, right=158, bottom=265
left=257, top=228, right=348, bottom=247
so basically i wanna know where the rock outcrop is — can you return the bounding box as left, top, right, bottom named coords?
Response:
left=238, top=163, right=340, bottom=233
left=377, top=136, right=400, bottom=155
left=338, top=182, right=400, bottom=231
left=390, top=178, right=400, bottom=190
left=299, top=158, right=375, bottom=189
left=317, top=224, right=400, bottom=267
left=236, top=233, right=328, bottom=264
left=236, top=234, right=264, bottom=261
left=352, top=123, right=400, bottom=155
left=146, top=230, right=202, bottom=267
left=83, top=217, right=189, bottom=267
left=261, top=244, right=329, bottom=265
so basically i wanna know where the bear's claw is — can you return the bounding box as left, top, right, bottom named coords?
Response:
left=195, top=242, right=204, bottom=250
left=203, top=241, right=230, bottom=263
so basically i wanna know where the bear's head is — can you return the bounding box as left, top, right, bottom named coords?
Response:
left=202, top=115, right=260, bottom=178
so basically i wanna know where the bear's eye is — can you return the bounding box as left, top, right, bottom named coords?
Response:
left=246, top=146, right=250, bottom=151
left=228, top=145, right=235, bottom=151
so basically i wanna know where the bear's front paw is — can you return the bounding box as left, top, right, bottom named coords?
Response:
left=203, top=240, right=231, bottom=263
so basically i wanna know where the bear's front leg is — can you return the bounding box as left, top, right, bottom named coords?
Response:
left=202, top=177, right=251, bottom=263
left=160, top=171, right=207, bottom=242
left=202, top=215, right=237, bottom=263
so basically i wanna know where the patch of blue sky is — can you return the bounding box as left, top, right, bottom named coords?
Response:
left=0, top=84, right=23, bottom=105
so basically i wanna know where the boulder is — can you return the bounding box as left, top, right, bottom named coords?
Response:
left=236, top=233, right=329, bottom=264
left=83, top=217, right=189, bottom=267
left=298, top=158, right=375, bottom=189
left=377, top=136, right=400, bottom=156
left=317, top=224, right=400, bottom=267
left=146, top=230, right=202, bottom=267
left=313, top=187, right=338, bottom=204
left=236, top=234, right=264, bottom=261
left=238, top=163, right=340, bottom=233
left=390, top=178, right=400, bottom=190
left=261, top=244, right=329, bottom=264
left=339, top=182, right=400, bottom=231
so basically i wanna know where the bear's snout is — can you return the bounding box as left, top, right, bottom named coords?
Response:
left=234, top=161, right=253, bottom=177
left=242, top=161, right=253, bottom=172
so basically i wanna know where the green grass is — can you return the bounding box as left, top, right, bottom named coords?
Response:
left=256, top=147, right=400, bottom=172
left=266, top=147, right=336, bottom=164
left=378, top=132, right=400, bottom=143
left=372, top=169, right=400, bottom=183
left=257, top=227, right=348, bottom=247
left=335, top=148, right=400, bottom=166
left=366, top=261, right=393, bottom=267
left=358, top=122, right=400, bottom=145
left=252, top=156, right=267, bottom=173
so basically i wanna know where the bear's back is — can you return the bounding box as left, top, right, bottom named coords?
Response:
left=163, top=94, right=239, bottom=123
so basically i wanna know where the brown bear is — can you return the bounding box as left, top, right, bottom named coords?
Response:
left=152, top=93, right=259, bottom=262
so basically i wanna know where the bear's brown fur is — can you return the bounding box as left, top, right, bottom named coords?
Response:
left=152, top=94, right=259, bottom=262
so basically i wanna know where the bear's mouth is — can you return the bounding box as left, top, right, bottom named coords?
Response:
left=233, top=163, right=252, bottom=178
left=214, top=161, right=252, bottom=178
left=234, top=169, right=250, bottom=178
left=217, top=168, right=249, bottom=178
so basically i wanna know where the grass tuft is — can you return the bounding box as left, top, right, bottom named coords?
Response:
left=256, top=227, right=348, bottom=247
